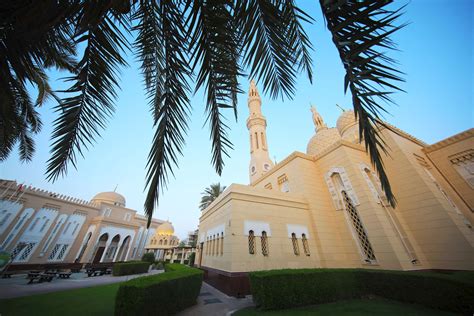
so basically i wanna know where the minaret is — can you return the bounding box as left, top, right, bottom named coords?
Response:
left=310, top=105, right=327, bottom=132
left=247, top=80, right=274, bottom=183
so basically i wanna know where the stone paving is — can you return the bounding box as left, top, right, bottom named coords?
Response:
left=178, top=282, right=255, bottom=316
left=0, top=270, right=163, bottom=299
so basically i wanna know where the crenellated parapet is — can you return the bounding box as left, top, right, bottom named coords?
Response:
left=0, top=179, right=96, bottom=207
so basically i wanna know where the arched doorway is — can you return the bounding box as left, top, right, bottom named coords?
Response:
left=92, top=233, right=108, bottom=263
left=103, top=234, right=120, bottom=262
left=76, top=232, right=92, bottom=263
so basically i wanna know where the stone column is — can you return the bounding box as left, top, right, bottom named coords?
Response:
left=113, top=237, right=124, bottom=262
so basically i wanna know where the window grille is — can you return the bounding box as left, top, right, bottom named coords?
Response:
left=11, top=243, right=25, bottom=259
left=342, top=191, right=376, bottom=262
left=18, top=242, right=36, bottom=261
left=220, top=235, right=224, bottom=255
left=248, top=230, right=255, bottom=254
left=291, top=233, right=299, bottom=255
left=56, top=244, right=69, bottom=261
left=302, top=234, right=310, bottom=256
left=261, top=231, right=269, bottom=256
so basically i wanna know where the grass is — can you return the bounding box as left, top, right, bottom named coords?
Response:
left=0, top=283, right=120, bottom=316
left=234, top=298, right=458, bottom=316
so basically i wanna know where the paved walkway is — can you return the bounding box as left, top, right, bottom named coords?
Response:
left=0, top=270, right=163, bottom=299
left=178, top=282, right=254, bottom=316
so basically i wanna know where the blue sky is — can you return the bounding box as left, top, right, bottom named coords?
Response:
left=1, top=0, right=473, bottom=239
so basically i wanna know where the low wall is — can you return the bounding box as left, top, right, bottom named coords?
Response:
left=201, top=266, right=250, bottom=297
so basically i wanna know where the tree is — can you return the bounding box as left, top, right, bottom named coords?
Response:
left=1, top=0, right=405, bottom=226
left=200, top=183, right=226, bottom=211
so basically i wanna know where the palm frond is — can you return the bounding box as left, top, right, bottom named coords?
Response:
left=46, top=7, right=129, bottom=181
left=237, top=0, right=298, bottom=99
left=320, top=0, right=406, bottom=207
left=187, top=0, right=242, bottom=175
left=143, top=0, right=192, bottom=227
left=0, top=0, right=78, bottom=161
left=282, top=0, right=314, bottom=83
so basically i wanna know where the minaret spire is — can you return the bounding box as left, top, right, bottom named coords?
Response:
left=310, top=105, right=327, bottom=133
left=247, top=81, right=274, bottom=183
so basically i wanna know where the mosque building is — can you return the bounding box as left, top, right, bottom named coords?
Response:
left=196, top=81, right=474, bottom=296
left=0, top=183, right=179, bottom=265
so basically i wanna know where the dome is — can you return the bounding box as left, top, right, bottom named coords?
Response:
left=336, top=110, right=357, bottom=136
left=91, top=191, right=126, bottom=207
left=306, top=128, right=341, bottom=156
left=156, top=222, right=174, bottom=235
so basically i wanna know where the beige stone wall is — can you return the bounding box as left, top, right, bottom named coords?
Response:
left=423, top=129, right=474, bottom=212
left=377, top=128, right=474, bottom=270
left=198, top=127, right=474, bottom=273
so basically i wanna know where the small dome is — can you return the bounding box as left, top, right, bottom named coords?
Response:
left=91, top=192, right=126, bottom=207
left=336, top=110, right=357, bottom=136
left=156, top=222, right=174, bottom=235
left=306, top=128, right=341, bottom=156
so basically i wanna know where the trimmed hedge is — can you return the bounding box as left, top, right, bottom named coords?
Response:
left=112, top=261, right=149, bottom=276
left=141, top=253, right=155, bottom=264
left=249, top=269, right=474, bottom=314
left=115, top=264, right=203, bottom=315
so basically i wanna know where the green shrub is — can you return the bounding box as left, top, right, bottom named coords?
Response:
left=141, top=253, right=155, bottom=264
left=188, top=253, right=195, bottom=266
left=152, top=260, right=164, bottom=270
left=115, top=265, right=203, bottom=315
left=164, top=263, right=189, bottom=272
left=249, top=269, right=474, bottom=314
left=112, top=261, right=150, bottom=276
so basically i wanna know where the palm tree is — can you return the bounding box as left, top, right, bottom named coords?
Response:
left=1, top=0, right=404, bottom=226
left=200, top=183, right=226, bottom=211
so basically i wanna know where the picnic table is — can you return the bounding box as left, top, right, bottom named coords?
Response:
left=27, top=272, right=54, bottom=284
left=86, top=268, right=106, bottom=277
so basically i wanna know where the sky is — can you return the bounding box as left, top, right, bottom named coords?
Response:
left=1, top=0, right=473, bottom=240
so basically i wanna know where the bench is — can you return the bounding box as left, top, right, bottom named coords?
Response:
left=27, top=273, right=53, bottom=284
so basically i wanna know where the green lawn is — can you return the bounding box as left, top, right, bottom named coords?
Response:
left=0, top=283, right=120, bottom=316
left=234, top=299, right=457, bottom=316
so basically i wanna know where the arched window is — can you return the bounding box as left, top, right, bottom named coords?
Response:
left=342, top=190, right=376, bottom=262
left=220, top=233, right=224, bottom=255
left=39, top=219, right=50, bottom=233
left=301, top=234, right=310, bottom=256
left=261, top=231, right=269, bottom=256
left=206, top=237, right=209, bottom=255
left=248, top=230, right=255, bottom=254
left=215, top=234, right=220, bottom=256
left=164, top=239, right=168, bottom=245
left=255, top=132, right=259, bottom=149
left=261, top=132, right=266, bottom=149
left=63, top=222, right=71, bottom=234
left=291, top=233, right=299, bottom=255
left=29, top=217, right=41, bottom=231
